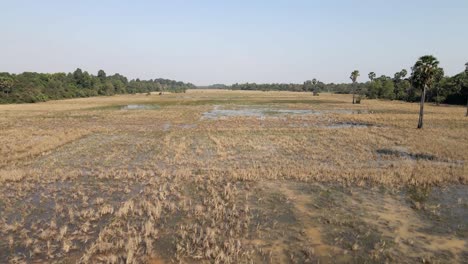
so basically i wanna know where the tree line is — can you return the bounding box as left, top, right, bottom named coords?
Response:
left=229, top=64, right=468, bottom=106
left=231, top=81, right=326, bottom=93
left=0, top=69, right=195, bottom=104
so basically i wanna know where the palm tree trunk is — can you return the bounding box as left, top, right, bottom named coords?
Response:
left=417, top=86, right=426, bottom=129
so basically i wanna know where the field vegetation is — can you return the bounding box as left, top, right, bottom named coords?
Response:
left=0, top=90, right=467, bottom=263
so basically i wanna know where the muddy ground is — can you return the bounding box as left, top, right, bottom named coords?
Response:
left=1, top=174, right=466, bottom=263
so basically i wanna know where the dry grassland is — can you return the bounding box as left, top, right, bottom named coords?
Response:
left=0, top=90, right=467, bottom=263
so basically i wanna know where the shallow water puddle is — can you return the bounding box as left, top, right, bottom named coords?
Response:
left=202, top=105, right=369, bottom=120
left=201, top=106, right=270, bottom=119
left=121, top=104, right=160, bottom=110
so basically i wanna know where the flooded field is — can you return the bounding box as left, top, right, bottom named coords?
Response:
left=121, top=104, right=160, bottom=110
left=0, top=90, right=467, bottom=263
left=202, top=105, right=369, bottom=120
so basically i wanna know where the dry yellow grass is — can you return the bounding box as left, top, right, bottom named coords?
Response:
left=1, top=90, right=465, bottom=185
left=0, top=90, right=466, bottom=263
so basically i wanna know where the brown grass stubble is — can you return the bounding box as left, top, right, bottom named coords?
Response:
left=0, top=90, right=466, bottom=263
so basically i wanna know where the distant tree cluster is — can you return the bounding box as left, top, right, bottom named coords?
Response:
left=199, top=84, right=229, bottom=89
left=231, top=81, right=326, bottom=92
left=0, top=69, right=194, bottom=104
left=228, top=64, right=468, bottom=106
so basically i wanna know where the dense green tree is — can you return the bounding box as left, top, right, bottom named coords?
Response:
left=73, top=68, right=84, bottom=84
left=380, top=77, right=395, bottom=100
left=303, top=80, right=313, bottom=92
left=81, top=71, right=94, bottom=89
left=411, top=55, right=441, bottom=129
left=111, top=79, right=126, bottom=94
left=97, top=70, right=107, bottom=81
left=392, top=69, right=407, bottom=100
left=0, top=75, right=14, bottom=96
left=430, top=68, right=446, bottom=105
left=367, top=79, right=380, bottom=99
left=367, top=75, right=394, bottom=100
left=396, top=79, right=411, bottom=100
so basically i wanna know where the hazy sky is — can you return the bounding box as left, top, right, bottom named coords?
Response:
left=1, top=0, right=467, bottom=85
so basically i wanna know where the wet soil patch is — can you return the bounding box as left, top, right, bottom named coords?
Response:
left=404, top=185, right=468, bottom=238
left=325, top=122, right=375, bottom=129
left=377, top=148, right=437, bottom=160
left=0, top=176, right=146, bottom=263
left=253, top=181, right=468, bottom=263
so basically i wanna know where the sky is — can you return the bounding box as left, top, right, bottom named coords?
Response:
left=1, top=0, right=467, bottom=85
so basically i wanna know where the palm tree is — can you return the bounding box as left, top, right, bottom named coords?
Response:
left=394, top=69, right=407, bottom=82
left=400, top=69, right=408, bottom=78
left=350, top=70, right=360, bottom=104
left=368, top=72, right=376, bottom=82
left=410, top=55, right=441, bottom=129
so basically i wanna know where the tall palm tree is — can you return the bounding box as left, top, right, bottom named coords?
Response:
left=350, top=70, right=360, bottom=104
left=410, top=55, right=441, bottom=129
left=400, top=69, right=408, bottom=78
left=394, top=69, right=408, bottom=81
left=368, top=72, right=376, bottom=82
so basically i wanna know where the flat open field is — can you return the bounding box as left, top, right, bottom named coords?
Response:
left=0, top=90, right=467, bottom=263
